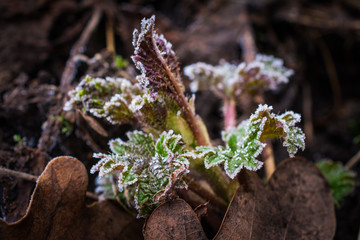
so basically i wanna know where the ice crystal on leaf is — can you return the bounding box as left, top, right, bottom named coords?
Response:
left=90, top=130, right=191, bottom=217
left=132, top=15, right=183, bottom=95
left=64, top=75, right=139, bottom=123
left=196, top=104, right=305, bottom=179
left=184, top=54, right=294, bottom=98
left=64, top=75, right=183, bottom=135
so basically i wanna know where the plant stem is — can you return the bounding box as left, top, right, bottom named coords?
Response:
left=191, top=160, right=235, bottom=202
left=183, top=175, right=227, bottom=211
left=153, top=33, right=210, bottom=147
left=345, top=149, right=360, bottom=169
left=263, top=142, right=276, bottom=179
left=224, top=97, right=236, bottom=130
left=176, top=90, right=209, bottom=146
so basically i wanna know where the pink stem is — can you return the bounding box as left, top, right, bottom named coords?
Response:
left=224, top=98, right=236, bottom=129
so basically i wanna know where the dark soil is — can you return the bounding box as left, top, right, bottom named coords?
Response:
left=1, top=0, right=359, bottom=239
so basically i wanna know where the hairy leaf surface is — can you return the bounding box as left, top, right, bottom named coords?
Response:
left=91, top=130, right=192, bottom=217
left=196, top=104, right=305, bottom=178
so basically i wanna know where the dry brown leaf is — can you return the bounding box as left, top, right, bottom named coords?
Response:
left=0, top=156, right=142, bottom=240
left=214, top=157, right=336, bottom=240
left=144, top=199, right=208, bottom=240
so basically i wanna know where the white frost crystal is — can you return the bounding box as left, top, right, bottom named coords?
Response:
left=184, top=54, right=294, bottom=98
left=196, top=104, right=305, bottom=179
left=90, top=130, right=192, bottom=217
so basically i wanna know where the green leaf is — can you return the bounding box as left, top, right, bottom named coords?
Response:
left=196, top=104, right=305, bottom=179
left=316, top=160, right=356, bottom=205
left=91, top=130, right=191, bottom=217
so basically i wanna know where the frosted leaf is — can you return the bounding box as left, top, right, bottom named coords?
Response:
left=64, top=75, right=139, bottom=123
left=103, top=94, right=134, bottom=124
left=91, top=130, right=192, bottom=218
left=184, top=62, right=238, bottom=97
left=195, top=104, right=305, bottom=179
left=64, top=75, right=176, bottom=134
left=129, top=93, right=169, bottom=133
left=184, top=54, right=293, bottom=99
left=131, top=15, right=183, bottom=95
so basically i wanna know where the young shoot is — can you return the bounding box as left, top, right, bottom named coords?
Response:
left=64, top=15, right=305, bottom=217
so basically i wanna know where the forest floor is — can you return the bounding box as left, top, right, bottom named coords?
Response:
left=1, top=0, right=360, bottom=239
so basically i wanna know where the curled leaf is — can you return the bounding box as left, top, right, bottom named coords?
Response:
left=131, top=15, right=183, bottom=95
left=0, top=156, right=142, bottom=240
left=196, top=104, right=305, bottom=178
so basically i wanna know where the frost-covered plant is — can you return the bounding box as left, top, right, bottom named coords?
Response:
left=196, top=104, right=305, bottom=178
left=184, top=54, right=294, bottom=129
left=64, top=15, right=305, bottom=217
left=184, top=54, right=293, bottom=98
left=90, top=130, right=191, bottom=217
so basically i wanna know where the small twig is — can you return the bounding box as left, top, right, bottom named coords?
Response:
left=61, top=7, right=103, bottom=91
left=85, top=191, right=99, bottom=201
left=317, top=37, right=342, bottom=111
left=238, top=4, right=257, bottom=63
left=0, top=166, right=99, bottom=201
left=345, top=149, right=360, bottom=169
left=277, top=5, right=360, bottom=31
left=303, top=81, right=314, bottom=145
left=38, top=7, right=103, bottom=152
left=37, top=7, right=102, bottom=152
left=0, top=167, right=38, bottom=182
left=183, top=175, right=227, bottom=211
left=105, top=14, right=116, bottom=54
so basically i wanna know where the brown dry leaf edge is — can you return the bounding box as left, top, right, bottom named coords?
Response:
left=0, top=156, right=142, bottom=240
left=144, top=157, right=336, bottom=240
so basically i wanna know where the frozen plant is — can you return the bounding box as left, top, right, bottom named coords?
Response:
left=184, top=54, right=294, bottom=129
left=91, top=130, right=193, bottom=217
left=184, top=54, right=293, bottom=99
left=64, top=15, right=305, bottom=217
left=195, top=104, right=305, bottom=178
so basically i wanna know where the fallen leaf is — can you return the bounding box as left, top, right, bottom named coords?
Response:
left=0, top=146, right=49, bottom=222
left=214, top=157, right=336, bottom=240
left=0, top=156, right=141, bottom=240
left=144, top=198, right=208, bottom=240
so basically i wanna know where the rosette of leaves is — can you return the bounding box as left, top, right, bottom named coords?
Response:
left=316, top=160, right=356, bottom=205
left=184, top=54, right=294, bottom=98
left=196, top=104, right=305, bottom=178
left=90, top=130, right=192, bottom=217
